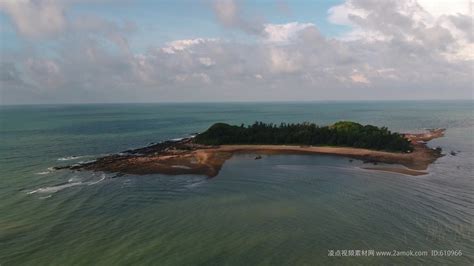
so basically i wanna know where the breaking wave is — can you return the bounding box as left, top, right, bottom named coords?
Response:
left=27, top=182, right=83, bottom=194
left=57, top=155, right=87, bottom=161
left=27, top=174, right=107, bottom=196
left=35, top=167, right=56, bottom=175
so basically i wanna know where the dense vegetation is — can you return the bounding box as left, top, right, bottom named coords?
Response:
left=194, top=121, right=413, bottom=152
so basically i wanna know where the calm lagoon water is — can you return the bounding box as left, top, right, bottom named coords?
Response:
left=0, top=101, right=473, bottom=265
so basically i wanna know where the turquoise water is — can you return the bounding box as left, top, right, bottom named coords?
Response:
left=0, top=101, right=473, bottom=265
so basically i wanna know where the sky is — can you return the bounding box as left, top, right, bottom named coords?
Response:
left=0, top=0, right=472, bottom=104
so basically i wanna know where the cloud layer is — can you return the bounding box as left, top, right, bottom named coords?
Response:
left=0, top=0, right=472, bottom=104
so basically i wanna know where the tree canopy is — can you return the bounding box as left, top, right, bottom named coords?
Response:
left=194, top=121, right=413, bottom=152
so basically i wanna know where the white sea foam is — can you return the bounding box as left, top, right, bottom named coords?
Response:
left=88, top=174, right=106, bottom=185
left=28, top=174, right=108, bottom=196
left=68, top=177, right=81, bottom=183
left=78, top=159, right=97, bottom=164
left=36, top=171, right=51, bottom=175
left=57, top=155, right=87, bottom=161
left=27, top=182, right=83, bottom=194
left=36, top=167, right=56, bottom=175
left=186, top=180, right=206, bottom=188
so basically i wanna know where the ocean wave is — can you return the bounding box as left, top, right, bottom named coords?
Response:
left=173, top=134, right=197, bottom=141
left=78, top=159, right=97, bottom=164
left=36, top=171, right=51, bottom=175
left=27, top=182, right=83, bottom=194
left=88, top=174, right=106, bottom=185
left=118, top=152, right=134, bottom=156
left=35, top=167, right=56, bottom=175
left=28, top=174, right=108, bottom=197
left=68, top=177, right=81, bottom=183
left=186, top=180, right=206, bottom=188
left=57, top=155, right=86, bottom=161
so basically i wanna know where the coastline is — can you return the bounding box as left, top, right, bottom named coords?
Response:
left=361, top=167, right=428, bottom=176
left=59, top=129, right=445, bottom=177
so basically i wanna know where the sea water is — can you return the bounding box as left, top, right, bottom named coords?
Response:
left=0, top=101, right=472, bottom=265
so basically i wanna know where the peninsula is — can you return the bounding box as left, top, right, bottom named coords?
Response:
left=58, top=121, right=445, bottom=177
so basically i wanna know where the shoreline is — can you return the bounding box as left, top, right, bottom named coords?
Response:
left=361, top=167, right=428, bottom=176
left=58, top=128, right=445, bottom=177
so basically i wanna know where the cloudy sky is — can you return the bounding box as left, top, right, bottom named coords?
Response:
left=0, top=0, right=472, bottom=104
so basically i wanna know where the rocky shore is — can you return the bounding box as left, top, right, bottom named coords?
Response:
left=56, top=129, right=445, bottom=177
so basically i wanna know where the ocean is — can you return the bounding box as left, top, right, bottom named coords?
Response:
left=0, top=101, right=472, bottom=265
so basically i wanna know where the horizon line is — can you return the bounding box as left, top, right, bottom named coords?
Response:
left=1, top=98, right=473, bottom=107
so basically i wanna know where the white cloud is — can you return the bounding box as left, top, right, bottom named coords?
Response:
left=328, top=1, right=367, bottom=26
left=175, top=73, right=211, bottom=84
left=263, top=22, right=315, bottom=43
left=198, top=57, right=215, bottom=66
left=0, top=0, right=472, bottom=104
left=327, top=0, right=473, bottom=61
left=0, top=0, right=67, bottom=38
left=416, top=0, right=470, bottom=17
left=267, top=47, right=301, bottom=73
left=162, top=38, right=218, bottom=54
left=23, top=57, right=63, bottom=89
left=213, top=0, right=238, bottom=27
left=211, top=0, right=264, bottom=34
left=376, top=68, right=398, bottom=79
left=350, top=73, right=370, bottom=84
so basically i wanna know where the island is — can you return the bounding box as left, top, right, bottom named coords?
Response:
left=57, top=121, right=445, bottom=177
